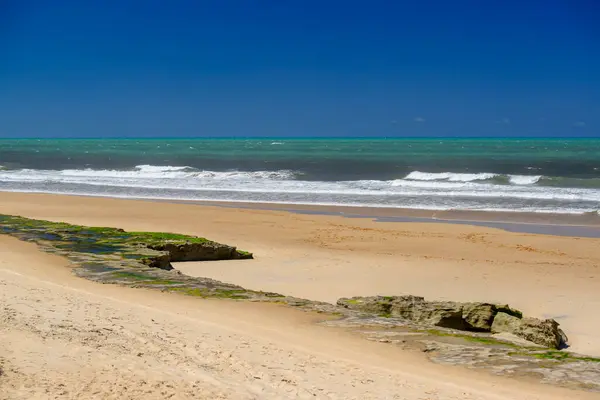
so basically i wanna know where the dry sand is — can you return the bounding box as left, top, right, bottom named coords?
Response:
left=1, top=192, right=600, bottom=399
left=0, top=233, right=594, bottom=400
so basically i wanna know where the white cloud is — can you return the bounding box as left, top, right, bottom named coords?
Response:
left=573, top=121, right=586, bottom=128
left=414, top=117, right=425, bottom=123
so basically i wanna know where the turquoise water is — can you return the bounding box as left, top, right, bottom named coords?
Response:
left=1, top=138, right=599, bottom=213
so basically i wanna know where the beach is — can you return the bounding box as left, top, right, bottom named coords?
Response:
left=3, top=0, right=600, bottom=395
left=1, top=192, right=600, bottom=399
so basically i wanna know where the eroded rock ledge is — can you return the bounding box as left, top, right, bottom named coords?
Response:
left=337, top=296, right=567, bottom=349
left=1, top=214, right=599, bottom=392
left=0, top=214, right=251, bottom=271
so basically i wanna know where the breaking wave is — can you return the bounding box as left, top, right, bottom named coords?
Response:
left=0, top=165, right=299, bottom=181
left=403, top=171, right=600, bottom=188
left=404, top=171, right=543, bottom=185
left=1, top=165, right=599, bottom=214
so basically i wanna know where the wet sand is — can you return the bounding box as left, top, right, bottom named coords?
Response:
left=168, top=199, right=600, bottom=224
left=178, top=200, right=600, bottom=238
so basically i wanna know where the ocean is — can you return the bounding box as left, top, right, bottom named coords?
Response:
left=1, top=138, right=599, bottom=215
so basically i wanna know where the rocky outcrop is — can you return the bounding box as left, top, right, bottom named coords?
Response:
left=462, top=302, right=497, bottom=331
left=393, top=297, right=466, bottom=330
left=338, top=296, right=466, bottom=329
left=491, top=312, right=567, bottom=349
left=337, top=295, right=567, bottom=349
left=147, top=242, right=251, bottom=262
left=337, top=295, right=467, bottom=329
left=0, top=214, right=253, bottom=275
left=495, top=304, right=523, bottom=318
left=139, top=241, right=253, bottom=270
left=336, top=296, right=393, bottom=315
left=141, top=253, right=172, bottom=270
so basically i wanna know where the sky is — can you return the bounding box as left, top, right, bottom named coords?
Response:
left=0, top=0, right=599, bottom=138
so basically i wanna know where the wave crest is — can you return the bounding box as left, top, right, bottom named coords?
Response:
left=509, top=175, right=542, bottom=185
left=133, top=165, right=297, bottom=180
left=0, top=165, right=299, bottom=181
left=405, top=171, right=498, bottom=182
left=1, top=165, right=600, bottom=213
left=135, top=165, right=196, bottom=173
left=405, top=171, right=543, bottom=185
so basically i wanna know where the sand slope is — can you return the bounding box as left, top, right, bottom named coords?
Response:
left=2, top=236, right=597, bottom=400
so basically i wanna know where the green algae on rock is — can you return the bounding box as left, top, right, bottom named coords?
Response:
left=0, top=214, right=251, bottom=265
left=0, top=214, right=256, bottom=292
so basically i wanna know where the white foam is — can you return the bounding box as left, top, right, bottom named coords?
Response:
left=405, top=170, right=545, bottom=186
left=405, top=171, right=498, bottom=182
left=1, top=166, right=599, bottom=213
left=0, top=167, right=599, bottom=202
left=3, top=166, right=298, bottom=181
left=135, top=165, right=192, bottom=172
left=0, top=187, right=595, bottom=215
left=509, top=175, right=542, bottom=185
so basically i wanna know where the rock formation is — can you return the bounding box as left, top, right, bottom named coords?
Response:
left=148, top=242, right=250, bottom=263
left=462, top=302, right=497, bottom=331
left=337, top=295, right=567, bottom=349
left=491, top=312, right=567, bottom=349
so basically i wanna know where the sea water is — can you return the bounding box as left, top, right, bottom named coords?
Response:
left=1, top=138, right=599, bottom=214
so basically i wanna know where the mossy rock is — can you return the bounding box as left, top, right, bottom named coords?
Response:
left=0, top=214, right=252, bottom=262
left=0, top=213, right=255, bottom=296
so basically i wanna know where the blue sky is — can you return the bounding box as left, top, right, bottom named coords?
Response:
left=1, top=1, right=598, bottom=138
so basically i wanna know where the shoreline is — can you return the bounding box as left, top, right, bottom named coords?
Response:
left=3, top=190, right=599, bottom=237
left=173, top=200, right=600, bottom=236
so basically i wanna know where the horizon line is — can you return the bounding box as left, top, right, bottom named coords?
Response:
left=1, top=136, right=598, bottom=140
